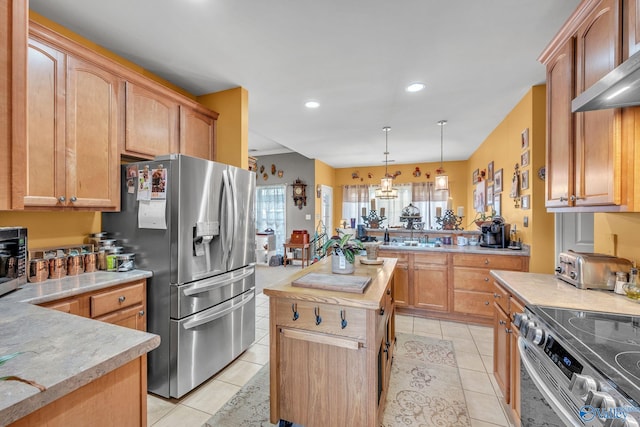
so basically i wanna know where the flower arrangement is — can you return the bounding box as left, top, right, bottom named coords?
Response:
left=322, top=233, right=365, bottom=264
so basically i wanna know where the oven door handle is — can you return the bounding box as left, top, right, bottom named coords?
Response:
left=182, top=291, right=254, bottom=330
left=182, top=266, right=254, bottom=296
left=518, top=337, right=582, bottom=427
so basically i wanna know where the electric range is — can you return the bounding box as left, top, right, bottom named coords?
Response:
left=518, top=305, right=640, bottom=426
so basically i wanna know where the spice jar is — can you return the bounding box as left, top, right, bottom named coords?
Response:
left=615, top=271, right=628, bottom=295
left=67, top=253, right=84, bottom=276
left=623, top=268, right=640, bottom=300
left=116, top=253, right=135, bottom=272
left=106, top=246, right=124, bottom=272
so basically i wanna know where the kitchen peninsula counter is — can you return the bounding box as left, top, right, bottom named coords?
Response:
left=264, top=256, right=396, bottom=427
left=490, top=270, right=640, bottom=315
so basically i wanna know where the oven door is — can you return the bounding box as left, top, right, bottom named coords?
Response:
left=518, top=337, right=584, bottom=427
left=169, top=288, right=255, bottom=398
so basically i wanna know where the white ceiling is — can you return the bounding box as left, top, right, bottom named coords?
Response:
left=29, top=0, right=581, bottom=168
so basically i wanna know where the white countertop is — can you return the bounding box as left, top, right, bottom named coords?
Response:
left=490, top=270, right=640, bottom=316
left=0, top=270, right=159, bottom=425
left=380, top=243, right=530, bottom=257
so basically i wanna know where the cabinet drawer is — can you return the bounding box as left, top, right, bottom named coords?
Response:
left=452, top=254, right=524, bottom=270
left=414, top=252, right=448, bottom=265
left=453, top=267, right=493, bottom=292
left=453, top=290, right=493, bottom=318
left=90, top=281, right=145, bottom=318
left=492, top=281, right=510, bottom=314
left=378, top=250, right=410, bottom=263
left=42, top=299, right=83, bottom=316
left=275, top=299, right=368, bottom=340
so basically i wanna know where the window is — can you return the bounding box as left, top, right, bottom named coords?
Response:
left=256, top=184, right=287, bottom=254
left=342, top=183, right=449, bottom=230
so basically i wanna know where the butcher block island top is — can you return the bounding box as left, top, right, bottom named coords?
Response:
left=263, top=255, right=397, bottom=427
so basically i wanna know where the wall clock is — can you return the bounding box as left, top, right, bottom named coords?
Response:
left=292, top=178, right=307, bottom=209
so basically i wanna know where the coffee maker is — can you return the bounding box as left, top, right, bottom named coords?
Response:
left=479, top=218, right=510, bottom=248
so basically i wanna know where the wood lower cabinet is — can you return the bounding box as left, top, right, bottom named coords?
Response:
left=413, top=253, right=448, bottom=312
left=25, top=25, right=120, bottom=210
left=382, top=251, right=409, bottom=307
left=492, top=280, right=525, bottom=424
left=39, top=279, right=147, bottom=331
left=266, top=258, right=395, bottom=427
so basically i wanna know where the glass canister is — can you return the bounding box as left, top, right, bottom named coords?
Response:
left=67, top=253, right=84, bottom=276
left=106, top=246, right=124, bottom=272
left=84, top=252, right=97, bottom=273
left=116, top=253, right=135, bottom=272
left=28, top=258, right=49, bottom=283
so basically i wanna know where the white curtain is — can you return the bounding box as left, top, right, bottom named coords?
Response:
left=341, top=185, right=370, bottom=228
left=371, top=183, right=413, bottom=228
left=256, top=184, right=287, bottom=255
left=411, top=182, right=450, bottom=229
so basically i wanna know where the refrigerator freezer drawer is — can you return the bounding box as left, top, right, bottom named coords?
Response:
left=171, top=266, right=255, bottom=318
left=169, top=288, right=256, bottom=398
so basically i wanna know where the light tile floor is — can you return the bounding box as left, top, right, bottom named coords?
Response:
left=147, top=266, right=515, bottom=427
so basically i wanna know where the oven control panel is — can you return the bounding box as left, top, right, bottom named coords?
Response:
left=518, top=310, right=640, bottom=427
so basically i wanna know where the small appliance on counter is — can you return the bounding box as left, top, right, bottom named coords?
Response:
left=479, top=217, right=510, bottom=248
left=0, top=227, right=27, bottom=296
left=555, top=250, right=632, bottom=290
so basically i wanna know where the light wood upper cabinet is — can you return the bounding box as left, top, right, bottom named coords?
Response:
left=179, top=105, right=217, bottom=161
left=541, top=0, right=639, bottom=211
left=626, top=0, right=640, bottom=57
left=124, top=81, right=179, bottom=159
left=25, top=34, right=120, bottom=210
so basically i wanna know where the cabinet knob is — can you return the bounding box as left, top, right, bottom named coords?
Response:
left=58, top=196, right=66, bottom=202
left=380, top=306, right=385, bottom=316
left=70, top=196, right=77, bottom=202
left=559, top=196, right=568, bottom=202
left=493, top=293, right=501, bottom=298
left=139, top=310, right=145, bottom=317
left=570, top=195, right=585, bottom=201
left=118, top=296, right=126, bottom=303
left=499, top=319, right=506, bottom=325
left=505, top=328, right=512, bottom=334
left=484, top=277, right=489, bottom=282
left=484, top=301, right=490, bottom=306
left=484, top=259, right=489, bottom=265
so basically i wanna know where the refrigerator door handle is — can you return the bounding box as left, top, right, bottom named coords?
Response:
left=182, top=266, right=255, bottom=296
left=221, top=170, right=234, bottom=268
left=182, top=290, right=255, bottom=329
left=228, top=171, right=238, bottom=256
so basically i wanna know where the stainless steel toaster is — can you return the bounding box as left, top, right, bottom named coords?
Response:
left=555, top=250, right=633, bottom=290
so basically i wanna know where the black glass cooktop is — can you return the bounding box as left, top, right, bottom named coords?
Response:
left=531, top=306, right=640, bottom=405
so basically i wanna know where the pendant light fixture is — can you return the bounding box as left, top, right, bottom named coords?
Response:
left=375, top=126, right=398, bottom=199
left=434, top=120, right=449, bottom=191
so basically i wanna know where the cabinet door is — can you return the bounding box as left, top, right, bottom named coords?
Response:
left=40, top=298, right=83, bottom=316
left=95, top=304, right=146, bottom=331
left=493, top=303, right=510, bottom=403
left=509, top=297, right=525, bottom=422
left=25, top=38, right=67, bottom=207
left=627, top=0, right=640, bottom=57
left=546, top=37, right=575, bottom=208
left=124, top=82, right=178, bottom=158
left=66, top=55, right=121, bottom=209
left=414, top=262, right=448, bottom=312
left=574, top=0, right=620, bottom=206
left=393, top=260, right=410, bottom=307
left=179, top=105, right=216, bottom=160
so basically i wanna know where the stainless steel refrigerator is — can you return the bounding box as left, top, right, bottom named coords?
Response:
left=102, top=154, right=256, bottom=398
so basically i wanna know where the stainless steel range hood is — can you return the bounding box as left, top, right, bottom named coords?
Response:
left=572, top=49, right=640, bottom=112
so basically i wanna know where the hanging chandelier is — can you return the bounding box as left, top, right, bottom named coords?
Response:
left=434, top=120, right=449, bottom=191
left=375, top=126, right=398, bottom=199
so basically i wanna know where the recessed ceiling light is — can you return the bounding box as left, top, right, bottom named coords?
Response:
left=406, top=82, right=426, bottom=93
left=305, top=100, right=320, bottom=109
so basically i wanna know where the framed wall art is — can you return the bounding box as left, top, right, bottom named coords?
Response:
left=494, top=168, right=503, bottom=193
left=487, top=184, right=494, bottom=205
left=521, top=194, right=530, bottom=210
left=487, top=161, right=494, bottom=181
left=521, top=170, right=529, bottom=190
left=472, top=169, right=479, bottom=184
left=521, top=128, right=529, bottom=149
left=521, top=150, right=530, bottom=167
left=475, top=180, right=486, bottom=212
left=494, top=194, right=501, bottom=216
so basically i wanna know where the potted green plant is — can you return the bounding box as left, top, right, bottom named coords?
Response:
left=322, top=233, right=365, bottom=274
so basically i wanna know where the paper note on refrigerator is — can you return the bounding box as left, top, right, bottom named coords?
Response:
left=138, top=200, right=167, bottom=229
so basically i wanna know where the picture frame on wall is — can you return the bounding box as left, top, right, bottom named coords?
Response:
left=521, top=150, right=530, bottom=167
left=521, top=128, right=529, bottom=149
left=494, top=193, right=501, bottom=216
left=494, top=168, right=503, bottom=193
left=521, top=170, right=529, bottom=190
left=487, top=184, right=494, bottom=205
left=475, top=180, right=486, bottom=212
left=521, top=194, right=530, bottom=210
left=472, top=169, right=479, bottom=184
left=487, top=161, right=494, bottom=181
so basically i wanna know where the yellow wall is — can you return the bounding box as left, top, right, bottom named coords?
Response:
left=467, top=86, right=555, bottom=273
left=198, top=87, right=249, bottom=169
left=332, top=160, right=469, bottom=231
left=0, top=212, right=101, bottom=248
left=594, top=213, right=640, bottom=264
left=314, top=159, right=336, bottom=224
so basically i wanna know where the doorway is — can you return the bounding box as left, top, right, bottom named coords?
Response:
left=320, top=185, right=333, bottom=235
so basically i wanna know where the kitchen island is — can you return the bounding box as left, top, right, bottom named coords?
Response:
left=0, top=270, right=159, bottom=426
left=264, top=255, right=396, bottom=427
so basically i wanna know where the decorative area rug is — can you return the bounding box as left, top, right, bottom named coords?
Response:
left=204, top=333, right=469, bottom=427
